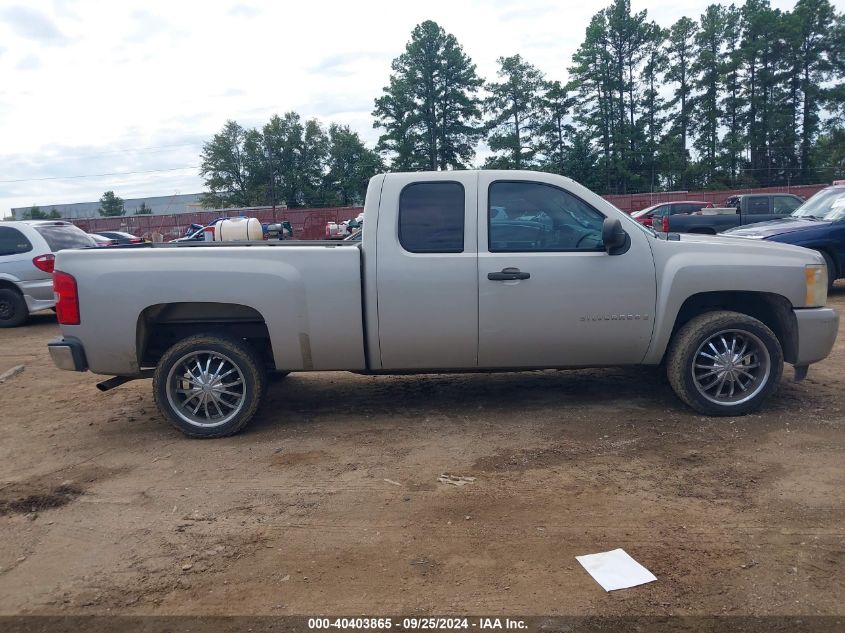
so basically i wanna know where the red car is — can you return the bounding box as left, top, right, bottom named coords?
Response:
left=631, top=201, right=713, bottom=227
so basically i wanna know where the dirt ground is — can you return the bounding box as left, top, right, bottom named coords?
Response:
left=0, top=290, right=844, bottom=618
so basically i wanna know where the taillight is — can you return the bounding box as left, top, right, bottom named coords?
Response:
left=32, top=254, right=55, bottom=273
left=129, top=238, right=143, bottom=244
left=661, top=216, right=669, bottom=232
left=53, top=271, right=80, bottom=325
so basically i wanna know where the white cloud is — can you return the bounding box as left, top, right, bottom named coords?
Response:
left=1, top=0, right=843, bottom=216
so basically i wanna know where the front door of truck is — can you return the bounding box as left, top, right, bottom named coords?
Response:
left=375, top=171, right=479, bottom=370
left=477, top=174, right=656, bottom=368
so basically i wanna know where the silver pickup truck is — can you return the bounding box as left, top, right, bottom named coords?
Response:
left=48, top=171, right=839, bottom=437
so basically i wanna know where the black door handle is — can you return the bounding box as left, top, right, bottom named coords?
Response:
left=488, top=267, right=530, bottom=281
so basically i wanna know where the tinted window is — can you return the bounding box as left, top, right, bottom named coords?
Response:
left=488, top=181, right=605, bottom=252
left=33, top=224, right=96, bottom=251
left=747, top=197, right=771, bottom=214
left=0, top=227, right=33, bottom=256
left=651, top=204, right=671, bottom=218
left=398, top=182, right=465, bottom=253
left=774, top=196, right=801, bottom=213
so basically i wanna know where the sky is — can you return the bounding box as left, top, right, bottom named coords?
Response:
left=1, top=0, right=842, bottom=217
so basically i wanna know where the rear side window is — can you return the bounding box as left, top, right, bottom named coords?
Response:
left=398, top=182, right=465, bottom=253
left=0, top=227, right=33, bottom=256
left=33, top=224, right=96, bottom=251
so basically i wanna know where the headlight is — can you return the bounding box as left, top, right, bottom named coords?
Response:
left=805, top=264, right=828, bottom=307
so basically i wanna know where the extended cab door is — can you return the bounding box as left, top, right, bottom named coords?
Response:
left=477, top=173, right=656, bottom=367
left=374, top=172, right=479, bottom=370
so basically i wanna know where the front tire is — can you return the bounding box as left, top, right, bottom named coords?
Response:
left=153, top=333, right=266, bottom=438
left=666, top=311, right=783, bottom=416
left=0, top=288, right=28, bottom=328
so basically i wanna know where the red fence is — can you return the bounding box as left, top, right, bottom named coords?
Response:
left=68, top=182, right=833, bottom=240
left=605, top=183, right=829, bottom=213
left=70, top=206, right=363, bottom=241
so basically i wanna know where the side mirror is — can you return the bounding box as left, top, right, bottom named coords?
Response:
left=602, top=217, right=629, bottom=255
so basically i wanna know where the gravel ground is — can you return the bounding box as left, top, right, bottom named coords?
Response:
left=0, top=289, right=843, bottom=616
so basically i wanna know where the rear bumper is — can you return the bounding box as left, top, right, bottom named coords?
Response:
left=48, top=337, right=88, bottom=372
left=19, top=278, right=55, bottom=313
left=793, top=307, right=839, bottom=366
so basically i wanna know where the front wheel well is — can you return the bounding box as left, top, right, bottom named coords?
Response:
left=669, top=291, right=798, bottom=364
left=137, top=302, right=275, bottom=370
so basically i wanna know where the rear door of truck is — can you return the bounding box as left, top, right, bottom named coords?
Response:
left=374, top=172, right=479, bottom=369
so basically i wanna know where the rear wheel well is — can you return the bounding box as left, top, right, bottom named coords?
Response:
left=137, top=302, right=274, bottom=370
left=669, top=291, right=797, bottom=364
left=0, top=280, right=23, bottom=295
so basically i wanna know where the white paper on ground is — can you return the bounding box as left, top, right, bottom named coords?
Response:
left=575, top=548, right=657, bottom=592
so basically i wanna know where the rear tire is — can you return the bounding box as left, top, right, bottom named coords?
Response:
left=666, top=311, right=783, bottom=416
left=0, top=288, right=28, bottom=328
left=153, top=333, right=266, bottom=438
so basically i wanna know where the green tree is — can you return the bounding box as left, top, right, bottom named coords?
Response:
left=24, top=205, right=48, bottom=220
left=719, top=4, right=746, bottom=185
left=373, top=20, right=483, bottom=170
left=484, top=54, right=546, bottom=169
left=48, top=208, right=61, bottom=219
left=199, top=121, right=255, bottom=208
left=97, top=191, right=125, bottom=217
left=538, top=80, right=577, bottom=175
left=663, top=16, right=698, bottom=188
left=692, top=4, right=726, bottom=187
left=134, top=202, right=153, bottom=215
left=790, top=0, right=839, bottom=182
left=324, top=124, right=384, bottom=206
left=640, top=22, right=667, bottom=191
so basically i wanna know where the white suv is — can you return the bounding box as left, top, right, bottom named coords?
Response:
left=0, top=221, right=96, bottom=327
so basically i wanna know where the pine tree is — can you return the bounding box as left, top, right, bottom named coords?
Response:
left=373, top=20, right=483, bottom=170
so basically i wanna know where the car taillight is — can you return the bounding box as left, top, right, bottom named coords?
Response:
left=129, top=238, right=143, bottom=244
left=53, top=271, right=80, bottom=325
left=32, top=254, right=55, bottom=273
left=662, top=216, right=669, bottom=232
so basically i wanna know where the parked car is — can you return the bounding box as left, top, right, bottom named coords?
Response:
left=94, top=231, right=146, bottom=245
left=722, top=183, right=845, bottom=288
left=663, top=193, right=804, bottom=233
left=89, top=234, right=119, bottom=247
left=0, top=220, right=96, bottom=327
left=631, top=201, right=713, bottom=227
left=47, top=170, right=837, bottom=437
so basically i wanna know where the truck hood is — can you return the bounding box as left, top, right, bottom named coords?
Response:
left=721, top=217, right=827, bottom=238
left=672, top=231, right=822, bottom=261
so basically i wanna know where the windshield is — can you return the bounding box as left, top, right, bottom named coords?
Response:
left=792, top=188, right=845, bottom=221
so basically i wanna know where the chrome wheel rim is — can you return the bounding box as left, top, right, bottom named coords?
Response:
left=165, top=350, right=246, bottom=428
left=692, top=329, right=771, bottom=406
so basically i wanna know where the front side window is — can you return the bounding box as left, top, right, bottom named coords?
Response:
left=488, top=181, right=605, bottom=252
left=774, top=196, right=801, bottom=213
left=398, top=182, right=465, bottom=253
left=0, top=227, right=33, bottom=256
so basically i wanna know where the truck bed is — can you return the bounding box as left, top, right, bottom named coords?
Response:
left=54, top=242, right=367, bottom=374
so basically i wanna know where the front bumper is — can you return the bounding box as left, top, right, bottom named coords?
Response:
left=793, top=307, right=839, bottom=366
left=48, top=337, right=88, bottom=372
